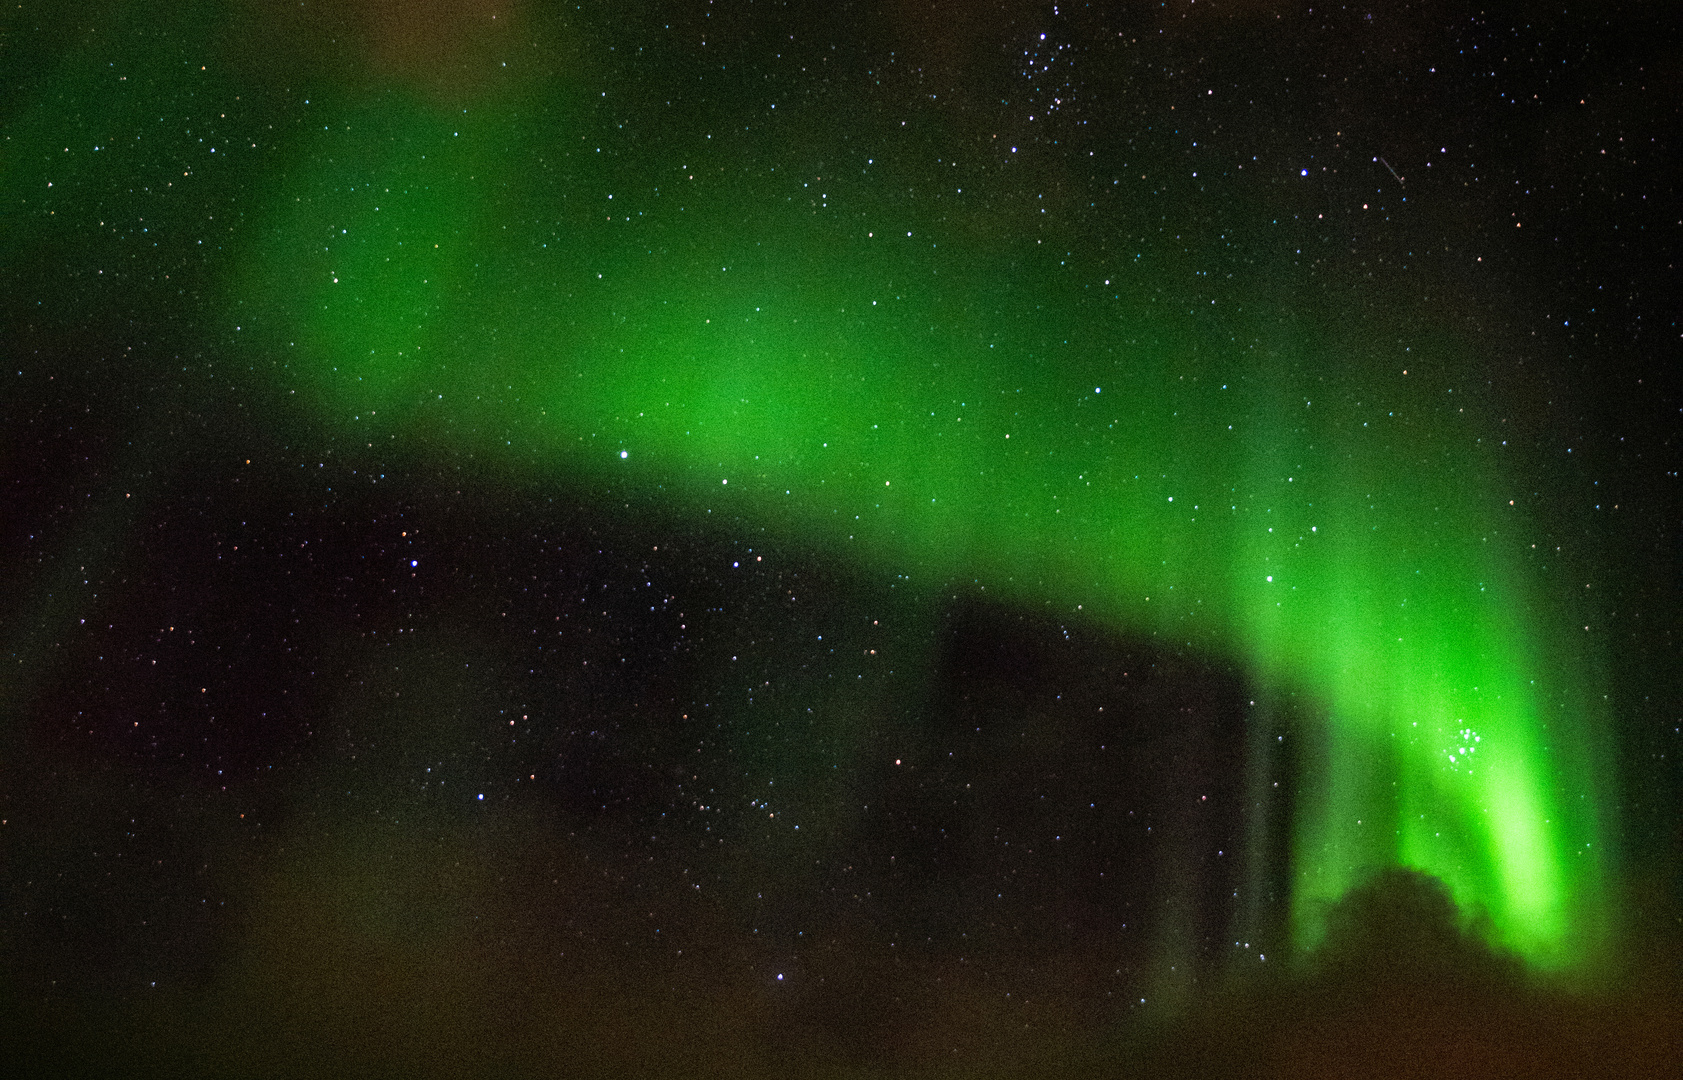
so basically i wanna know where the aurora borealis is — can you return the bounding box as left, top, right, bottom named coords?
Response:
left=3, top=2, right=1679, bottom=1076
left=242, top=74, right=1602, bottom=957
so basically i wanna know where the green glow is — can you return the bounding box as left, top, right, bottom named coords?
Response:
left=6, top=11, right=1613, bottom=970
left=233, top=92, right=1605, bottom=965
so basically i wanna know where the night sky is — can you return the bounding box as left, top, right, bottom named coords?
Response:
left=2, top=2, right=1679, bottom=1077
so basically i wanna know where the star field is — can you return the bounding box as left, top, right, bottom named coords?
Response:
left=2, top=3, right=1679, bottom=1077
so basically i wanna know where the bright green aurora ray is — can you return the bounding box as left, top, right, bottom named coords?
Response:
left=7, top=12, right=1612, bottom=971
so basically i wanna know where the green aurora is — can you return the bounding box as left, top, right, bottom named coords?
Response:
left=6, top=2, right=1615, bottom=969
